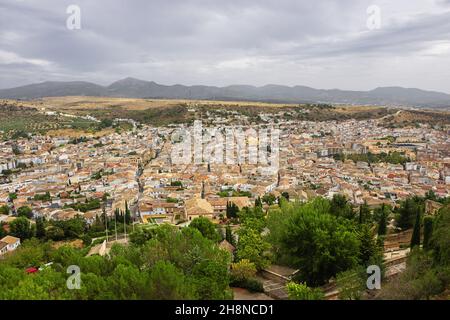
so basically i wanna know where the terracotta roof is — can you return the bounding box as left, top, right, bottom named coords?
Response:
left=219, top=240, right=235, bottom=253
left=0, top=235, right=20, bottom=244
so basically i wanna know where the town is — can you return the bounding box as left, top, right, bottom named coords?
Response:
left=0, top=101, right=449, bottom=300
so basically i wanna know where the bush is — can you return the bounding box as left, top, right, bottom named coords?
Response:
left=231, top=259, right=257, bottom=282
left=286, top=282, right=324, bottom=300
left=231, top=278, right=264, bottom=293
left=82, top=235, right=92, bottom=246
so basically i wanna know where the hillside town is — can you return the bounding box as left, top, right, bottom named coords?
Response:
left=1, top=110, right=449, bottom=256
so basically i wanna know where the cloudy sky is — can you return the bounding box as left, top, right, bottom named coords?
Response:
left=1, top=0, right=450, bottom=92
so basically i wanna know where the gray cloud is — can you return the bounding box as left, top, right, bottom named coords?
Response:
left=0, top=0, right=449, bottom=92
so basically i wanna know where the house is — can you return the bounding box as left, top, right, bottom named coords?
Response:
left=0, top=235, right=21, bottom=254
left=0, top=241, right=7, bottom=255
left=184, top=197, right=214, bottom=221
left=425, top=199, right=443, bottom=215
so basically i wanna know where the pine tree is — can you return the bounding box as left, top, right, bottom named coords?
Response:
left=410, top=210, right=421, bottom=248
left=358, top=224, right=378, bottom=265
left=422, top=216, right=433, bottom=250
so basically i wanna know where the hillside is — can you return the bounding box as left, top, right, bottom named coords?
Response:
left=1, top=78, right=450, bottom=108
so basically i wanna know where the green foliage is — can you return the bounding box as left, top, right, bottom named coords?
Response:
left=0, top=205, right=10, bottom=215
left=286, top=282, right=324, bottom=300
left=395, top=198, right=423, bottom=230
left=230, top=259, right=257, bottom=282
left=8, top=193, right=17, bottom=200
left=99, top=118, right=113, bottom=129
left=431, top=206, right=450, bottom=265
left=9, top=216, right=35, bottom=240
left=380, top=205, right=450, bottom=299
left=422, top=216, right=433, bottom=250
left=45, top=226, right=65, bottom=241
left=336, top=267, right=366, bottom=300
left=170, top=180, right=183, bottom=187
left=358, top=201, right=370, bottom=224
left=267, top=198, right=360, bottom=286
left=189, top=217, right=220, bottom=242
left=0, top=224, right=233, bottom=300
left=33, top=192, right=51, bottom=202
left=330, top=194, right=355, bottom=219
left=410, top=210, right=421, bottom=248
left=218, top=190, right=252, bottom=197
left=225, top=225, right=235, bottom=246
left=226, top=202, right=239, bottom=219
left=236, top=227, right=271, bottom=270
left=17, top=206, right=33, bottom=219
left=238, top=206, right=266, bottom=232
left=232, top=277, right=264, bottom=293
left=129, top=226, right=156, bottom=245
left=379, top=249, right=448, bottom=300
left=52, top=216, right=86, bottom=239
left=374, top=204, right=390, bottom=236
left=358, top=224, right=381, bottom=266
left=336, top=151, right=409, bottom=165
left=262, top=194, right=276, bottom=205
left=65, top=198, right=101, bottom=213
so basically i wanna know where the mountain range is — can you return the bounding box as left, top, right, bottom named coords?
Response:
left=1, top=77, right=449, bottom=108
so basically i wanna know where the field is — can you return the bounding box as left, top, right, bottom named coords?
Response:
left=2, top=97, right=449, bottom=138
left=12, top=96, right=401, bottom=124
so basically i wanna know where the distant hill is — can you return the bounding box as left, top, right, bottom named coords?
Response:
left=1, top=77, right=449, bottom=108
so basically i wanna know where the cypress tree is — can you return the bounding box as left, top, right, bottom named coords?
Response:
left=410, top=210, right=421, bottom=248
left=377, top=205, right=388, bottom=236
left=36, top=217, right=46, bottom=239
left=225, top=225, right=235, bottom=246
left=422, top=216, right=433, bottom=250
left=359, top=201, right=370, bottom=224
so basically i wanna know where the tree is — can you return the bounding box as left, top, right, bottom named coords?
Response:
left=189, top=217, right=220, bottom=242
left=236, top=227, right=271, bottom=270
left=358, top=224, right=380, bottom=266
left=17, top=206, right=33, bottom=219
left=267, top=198, right=360, bottom=286
left=35, top=218, right=46, bottom=239
left=396, top=198, right=421, bottom=230
left=330, top=194, right=354, bottom=219
left=410, top=210, right=421, bottom=248
left=230, top=259, right=257, bottom=282
left=336, top=268, right=366, bottom=300
left=226, top=202, right=239, bottom=219
left=225, top=225, right=235, bottom=246
left=0, top=205, right=9, bottom=215
left=255, top=197, right=262, bottom=208
left=108, top=264, right=150, bottom=299
left=0, top=223, right=6, bottom=238
left=9, top=216, right=35, bottom=240
left=375, top=204, right=389, bottom=236
left=430, top=206, right=450, bottom=265
left=147, top=261, right=196, bottom=300
left=286, top=282, right=324, bottom=300
left=45, top=226, right=65, bottom=241
left=422, top=216, right=433, bottom=250
left=358, top=201, right=370, bottom=224
left=124, top=200, right=131, bottom=224
left=8, top=193, right=17, bottom=200
left=262, top=194, right=276, bottom=205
